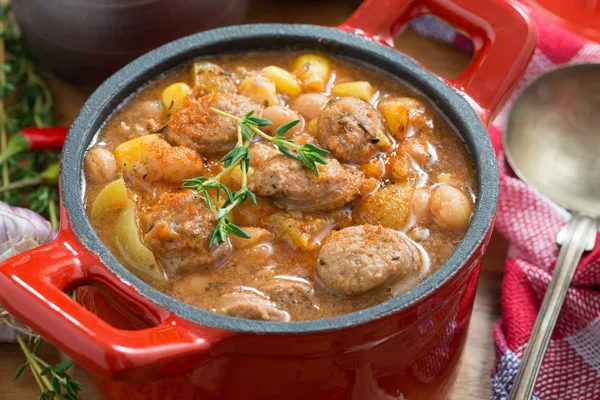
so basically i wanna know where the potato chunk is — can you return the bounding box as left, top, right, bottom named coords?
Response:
left=354, top=182, right=416, bottom=229
left=261, top=66, right=302, bottom=96
left=379, top=97, right=429, bottom=139
left=91, top=178, right=128, bottom=221
left=331, top=81, right=374, bottom=102
left=269, top=212, right=332, bottom=250
left=161, top=82, right=192, bottom=114
left=116, top=201, right=166, bottom=281
left=114, top=134, right=204, bottom=184
left=293, top=54, right=330, bottom=92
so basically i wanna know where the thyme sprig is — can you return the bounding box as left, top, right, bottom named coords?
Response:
left=184, top=107, right=329, bottom=246
left=15, top=336, right=82, bottom=400
left=210, top=108, right=329, bottom=176
left=183, top=123, right=256, bottom=247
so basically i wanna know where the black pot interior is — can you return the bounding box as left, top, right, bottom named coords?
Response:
left=62, top=24, right=499, bottom=333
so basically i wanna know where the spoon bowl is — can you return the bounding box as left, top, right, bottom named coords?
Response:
left=504, top=63, right=600, bottom=400
left=504, top=63, right=600, bottom=214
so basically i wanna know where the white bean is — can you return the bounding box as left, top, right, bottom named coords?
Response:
left=290, top=93, right=330, bottom=120
left=85, top=147, right=118, bottom=184
left=137, top=100, right=166, bottom=121
left=429, top=184, right=473, bottom=230
left=262, top=105, right=303, bottom=138
left=411, top=188, right=430, bottom=221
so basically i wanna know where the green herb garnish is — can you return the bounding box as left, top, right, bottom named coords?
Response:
left=211, top=108, right=329, bottom=175
left=184, top=107, right=329, bottom=246
left=15, top=336, right=82, bottom=400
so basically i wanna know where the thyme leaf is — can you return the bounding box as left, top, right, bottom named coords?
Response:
left=15, top=336, right=82, bottom=400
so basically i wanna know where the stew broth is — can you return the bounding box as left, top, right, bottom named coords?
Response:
left=83, top=52, right=477, bottom=321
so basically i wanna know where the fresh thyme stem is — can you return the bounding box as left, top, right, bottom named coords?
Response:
left=48, top=197, right=58, bottom=230
left=209, top=107, right=240, bottom=121
left=184, top=107, right=329, bottom=246
left=0, top=176, right=44, bottom=193
left=247, top=124, right=301, bottom=151
left=17, top=336, right=66, bottom=400
left=15, top=336, right=82, bottom=399
left=29, top=362, right=46, bottom=392
left=32, top=355, right=51, bottom=368
left=0, top=13, right=9, bottom=198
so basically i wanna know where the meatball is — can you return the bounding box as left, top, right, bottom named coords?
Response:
left=317, top=97, right=387, bottom=163
left=218, top=292, right=290, bottom=321
left=164, top=92, right=261, bottom=155
left=248, top=155, right=363, bottom=212
left=85, top=147, right=118, bottom=183
left=260, top=277, right=314, bottom=307
left=140, top=190, right=231, bottom=276
left=317, top=225, right=417, bottom=296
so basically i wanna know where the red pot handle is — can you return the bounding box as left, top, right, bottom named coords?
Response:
left=0, top=210, right=231, bottom=382
left=339, top=0, right=538, bottom=125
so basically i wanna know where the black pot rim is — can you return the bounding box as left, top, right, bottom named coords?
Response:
left=62, top=23, right=499, bottom=334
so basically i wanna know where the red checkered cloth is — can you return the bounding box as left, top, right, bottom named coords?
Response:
left=411, top=8, right=600, bottom=400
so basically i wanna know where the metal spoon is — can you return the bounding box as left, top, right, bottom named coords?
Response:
left=504, top=63, right=600, bottom=400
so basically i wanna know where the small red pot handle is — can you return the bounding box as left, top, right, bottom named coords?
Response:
left=339, top=0, right=538, bottom=125
left=0, top=211, right=231, bottom=382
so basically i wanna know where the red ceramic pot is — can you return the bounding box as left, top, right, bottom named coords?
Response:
left=0, top=1, right=537, bottom=399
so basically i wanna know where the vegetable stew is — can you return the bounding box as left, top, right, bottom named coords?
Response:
left=83, top=52, right=477, bottom=322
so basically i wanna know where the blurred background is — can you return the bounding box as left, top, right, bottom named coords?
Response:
left=12, top=0, right=365, bottom=84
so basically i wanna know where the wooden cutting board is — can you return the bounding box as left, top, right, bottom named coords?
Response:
left=0, top=1, right=508, bottom=398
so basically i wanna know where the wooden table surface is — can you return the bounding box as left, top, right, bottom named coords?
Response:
left=0, top=1, right=509, bottom=399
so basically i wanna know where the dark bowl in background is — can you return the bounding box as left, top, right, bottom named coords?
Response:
left=12, top=0, right=248, bottom=85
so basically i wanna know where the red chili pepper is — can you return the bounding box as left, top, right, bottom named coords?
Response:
left=20, top=127, right=68, bottom=151
left=0, top=127, right=68, bottom=164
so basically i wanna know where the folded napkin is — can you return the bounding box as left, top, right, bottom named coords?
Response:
left=412, top=9, right=600, bottom=399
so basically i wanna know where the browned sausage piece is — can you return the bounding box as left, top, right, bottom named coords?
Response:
left=249, top=142, right=279, bottom=169
left=317, top=225, right=416, bottom=296
left=165, top=92, right=261, bottom=155
left=260, top=277, right=314, bottom=307
left=218, top=292, right=290, bottom=321
left=317, top=97, right=386, bottom=163
left=140, top=190, right=231, bottom=276
left=247, top=155, right=363, bottom=212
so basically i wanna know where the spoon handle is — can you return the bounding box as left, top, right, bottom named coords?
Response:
left=508, top=214, right=598, bottom=400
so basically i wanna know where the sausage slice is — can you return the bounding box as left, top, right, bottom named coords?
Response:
left=317, top=97, right=387, bottom=163
left=140, top=190, right=231, bottom=275
left=218, top=292, right=290, bottom=322
left=317, top=225, right=418, bottom=296
left=248, top=155, right=363, bottom=212
left=165, top=92, right=261, bottom=155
